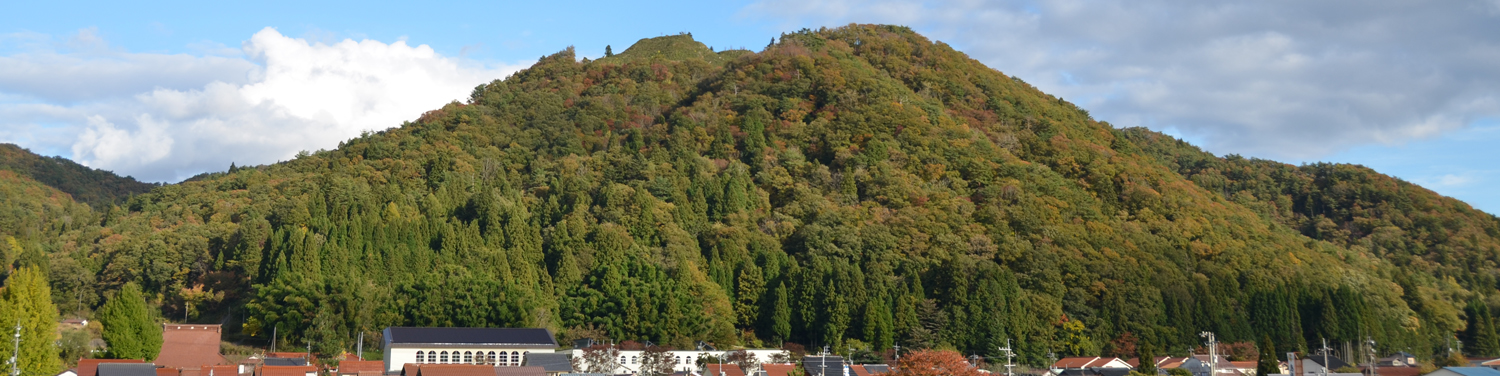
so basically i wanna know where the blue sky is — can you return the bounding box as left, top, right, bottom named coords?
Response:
left=2, top=0, right=1498, bottom=215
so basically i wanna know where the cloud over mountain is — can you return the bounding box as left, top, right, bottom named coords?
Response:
left=0, top=27, right=527, bottom=182
left=744, top=0, right=1500, bottom=159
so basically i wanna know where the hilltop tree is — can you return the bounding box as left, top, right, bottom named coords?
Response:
left=0, top=267, right=62, bottom=374
left=605, top=45, right=613, bottom=57
left=98, top=283, right=162, bottom=360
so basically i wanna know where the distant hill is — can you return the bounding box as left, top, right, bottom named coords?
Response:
left=0, top=143, right=156, bottom=207
left=11, top=25, right=1500, bottom=366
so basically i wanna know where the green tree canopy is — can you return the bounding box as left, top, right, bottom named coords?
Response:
left=0, top=267, right=62, bottom=374
left=98, top=283, right=162, bottom=360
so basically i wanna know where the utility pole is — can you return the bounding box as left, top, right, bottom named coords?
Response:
left=999, top=338, right=1016, bottom=376
left=893, top=343, right=901, bottom=366
left=1048, top=350, right=1058, bottom=376
left=1321, top=339, right=1331, bottom=376
left=272, top=326, right=278, bottom=353
left=1201, top=332, right=1218, bottom=376
left=1365, top=337, right=1376, bottom=376
left=10, top=320, right=20, bottom=376
left=357, top=332, right=364, bottom=360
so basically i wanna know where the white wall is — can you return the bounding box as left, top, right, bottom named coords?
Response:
left=382, top=347, right=558, bottom=372
left=570, top=349, right=788, bottom=374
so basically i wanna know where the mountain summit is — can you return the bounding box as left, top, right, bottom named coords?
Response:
left=9, top=25, right=1500, bottom=362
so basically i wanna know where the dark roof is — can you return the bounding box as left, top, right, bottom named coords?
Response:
left=384, top=327, right=558, bottom=347
left=98, top=364, right=161, bottom=376
left=1309, top=355, right=1352, bottom=370
left=264, top=358, right=308, bottom=367
left=1094, top=368, right=1133, bottom=376
left=803, top=357, right=846, bottom=376
left=522, top=353, right=573, bottom=373
left=79, top=359, right=147, bottom=376
left=862, top=365, right=891, bottom=374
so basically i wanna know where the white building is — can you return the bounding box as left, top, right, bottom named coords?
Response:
left=380, top=327, right=560, bottom=373
left=569, top=348, right=787, bottom=374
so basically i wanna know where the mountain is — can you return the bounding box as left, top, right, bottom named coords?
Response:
left=13, top=25, right=1499, bottom=365
left=0, top=143, right=156, bottom=208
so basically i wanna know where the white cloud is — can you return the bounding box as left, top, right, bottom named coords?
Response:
left=0, top=27, right=530, bottom=182
left=741, top=0, right=1500, bottom=160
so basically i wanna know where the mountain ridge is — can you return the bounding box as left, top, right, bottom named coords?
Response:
left=7, top=24, right=1498, bottom=366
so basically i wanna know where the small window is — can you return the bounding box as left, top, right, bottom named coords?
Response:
left=512, top=351, right=521, bottom=366
left=487, top=351, right=497, bottom=364
left=416, top=351, right=425, bottom=363
left=631, top=356, right=638, bottom=365
left=675, top=356, right=681, bottom=365
left=440, top=351, right=449, bottom=363
left=462, top=351, right=471, bottom=363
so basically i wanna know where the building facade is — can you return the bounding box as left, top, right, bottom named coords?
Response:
left=381, top=327, right=560, bottom=373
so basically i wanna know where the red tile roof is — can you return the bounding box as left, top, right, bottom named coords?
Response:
left=156, top=369, right=179, bottom=376
left=1055, top=357, right=1126, bottom=369
left=337, top=361, right=383, bottom=375
left=850, top=365, right=873, bottom=376
left=1373, top=367, right=1423, bottom=376
left=705, top=364, right=746, bottom=376
left=202, top=365, right=238, bottom=376
left=78, top=359, right=147, bottom=376
left=156, top=325, right=226, bottom=370
left=259, top=366, right=316, bottom=376
left=763, top=364, right=797, bottom=376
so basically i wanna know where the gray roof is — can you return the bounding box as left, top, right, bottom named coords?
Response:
left=862, top=365, right=890, bottom=374
left=97, top=364, right=158, bottom=376
left=383, top=327, right=558, bottom=347
left=1308, top=355, right=1352, bottom=370
left=804, top=357, right=846, bottom=376
left=524, top=353, right=574, bottom=373
left=1441, top=368, right=1500, bottom=376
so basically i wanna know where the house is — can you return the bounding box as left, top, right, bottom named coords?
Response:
left=194, top=365, right=238, bottom=376
left=567, top=348, right=787, bottom=374
left=381, top=327, right=560, bottom=373
left=1054, top=358, right=1133, bottom=370
left=521, top=353, right=572, bottom=376
left=492, top=367, right=548, bottom=376
left=258, top=366, right=316, bottom=376
left=156, top=324, right=228, bottom=376
left=57, top=370, right=79, bottom=376
left=1371, top=366, right=1422, bottom=376
left=263, top=359, right=309, bottom=367
left=705, top=364, right=747, bottom=376
left=1299, top=354, right=1354, bottom=376
left=399, top=364, right=499, bottom=376
left=850, top=365, right=891, bottom=376
left=98, top=364, right=161, bottom=376
left=804, top=356, right=847, bottom=376
left=79, top=359, right=148, bottom=376
left=763, top=364, right=798, bottom=376
left=1425, top=367, right=1500, bottom=376
left=337, top=360, right=385, bottom=376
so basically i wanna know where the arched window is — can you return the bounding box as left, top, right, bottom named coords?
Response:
left=631, top=356, right=638, bottom=365
left=462, top=351, right=470, bottom=363
left=487, top=351, right=496, bottom=364
left=675, top=356, right=681, bottom=365
left=416, top=351, right=425, bottom=363
left=511, top=351, right=520, bottom=366
left=440, top=351, right=449, bottom=363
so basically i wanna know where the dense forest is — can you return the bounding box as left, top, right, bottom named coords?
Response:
left=0, top=143, right=156, bottom=208
left=3, top=25, right=1500, bottom=372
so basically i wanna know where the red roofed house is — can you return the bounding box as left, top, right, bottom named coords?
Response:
left=336, top=361, right=385, bottom=376
left=259, top=366, right=317, bottom=376
left=705, top=364, right=746, bottom=376
left=762, top=364, right=798, bottom=376
left=399, top=364, right=498, bottom=376
left=156, top=324, right=227, bottom=376
left=77, top=359, right=147, bottom=376
left=1055, top=357, right=1132, bottom=370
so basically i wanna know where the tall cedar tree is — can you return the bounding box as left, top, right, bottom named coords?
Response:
left=0, top=267, right=62, bottom=374
left=1137, top=340, right=1157, bottom=375
left=1256, top=336, right=1279, bottom=376
left=98, top=283, right=162, bottom=360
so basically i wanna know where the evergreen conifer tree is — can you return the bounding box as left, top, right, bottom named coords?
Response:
left=770, top=282, right=791, bottom=344
left=1137, top=340, right=1157, bottom=375
left=605, top=45, right=613, bottom=57
left=0, top=267, right=63, bottom=373
left=1256, top=335, right=1279, bottom=376
left=98, top=283, right=162, bottom=360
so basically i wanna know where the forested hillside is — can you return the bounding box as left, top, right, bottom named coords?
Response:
left=0, top=144, right=156, bottom=207
left=1122, top=128, right=1500, bottom=355
left=7, top=25, right=1497, bottom=368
